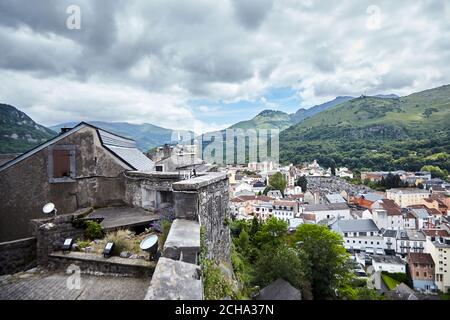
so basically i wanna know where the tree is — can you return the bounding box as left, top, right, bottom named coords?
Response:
left=295, top=175, right=308, bottom=192
left=421, top=165, right=449, bottom=180
left=253, top=244, right=305, bottom=291
left=237, top=229, right=249, bottom=253
left=293, top=224, right=353, bottom=300
left=254, top=217, right=288, bottom=250
left=268, top=172, right=287, bottom=194
left=249, top=216, right=260, bottom=239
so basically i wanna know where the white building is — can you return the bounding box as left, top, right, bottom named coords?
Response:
left=248, top=161, right=279, bottom=172
left=234, top=182, right=254, bottom=197
left=372, top=255, right=406, bottom=273
left=386, top=188, right=430, bottom=207
left=366, top=199, right=403, bottom=230
left=331, top=219, right=385, bottom=254
left=396, top=230, right=426, bottom=256
left=253, top=202, right=274, bottom=221
left=424, top=230, right=450, bottom=292
left=285, top=186, right=303, bottom=196
left=336, top=167, right=354, bottom=179
left=272, top=200, right=299, bottom=222
left=302, top=203, right=351, bottom=223
left=325, top=193, right=347, bottom=204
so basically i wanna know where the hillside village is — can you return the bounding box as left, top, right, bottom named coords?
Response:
left=225, top=160, right=450, bottom=297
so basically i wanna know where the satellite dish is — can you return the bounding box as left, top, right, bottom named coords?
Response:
left=43, top=203, right=57, bottom=215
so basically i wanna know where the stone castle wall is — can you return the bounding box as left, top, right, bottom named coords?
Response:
left=0, top=237, right=37, bottom=275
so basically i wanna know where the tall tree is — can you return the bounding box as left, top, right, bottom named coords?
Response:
left=295, top=175, right=308, bottom=192
left=269, top=172, right=287, bottom=194
left=293, top=224, right=353, bottom=300
left=254, top=217, right=288, bottom=250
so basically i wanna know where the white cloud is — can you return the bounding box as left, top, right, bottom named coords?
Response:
left=0, top=0, right=449, bottom=128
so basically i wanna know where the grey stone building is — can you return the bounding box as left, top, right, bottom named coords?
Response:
left=0, top=122, right=155, bottom=242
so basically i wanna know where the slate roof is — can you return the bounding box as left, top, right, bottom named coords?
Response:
left=358, top=193, right=384, bottom=202
left=304, top=203, right=349, bottom=212
left=254, top=278, right=301, bottom=300
left=331, top=219, right=379, bottom=233
left=381, top=229, right=397, bottom=238
left=0, top=122, right=155, bottom=173
left=409, top=208, right=430, bottom=219
left=325, top=193, right=346, bottom=204
left=372, top=255, right=405, bottom=265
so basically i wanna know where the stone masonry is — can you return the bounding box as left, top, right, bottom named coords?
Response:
left=0, top=237, right=37, bottom=275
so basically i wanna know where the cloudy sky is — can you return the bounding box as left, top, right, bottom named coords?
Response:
left=0, top=0, right=449, bottom=133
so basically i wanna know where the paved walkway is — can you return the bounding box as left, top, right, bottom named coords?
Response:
left=0, top=270, right=150, bottom=300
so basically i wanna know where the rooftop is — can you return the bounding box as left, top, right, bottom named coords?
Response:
left=86, top=206, right=159, bottom=230
left=325, top=194, right=346, bottom=204
left=304, top=203, right=349, bottom=212
left=254, top=278, right=301, bottom=300
left=372, top=255, right=405, bottom=265
left=408, top=252, right=434, bottom=265
left=387, top=188, right=430, bottom=194
left=331, top=219, right=379, bottom=233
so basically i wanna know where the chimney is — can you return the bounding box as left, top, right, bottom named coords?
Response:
left=60, top=127, right=72, bottom=134
left=163, top=144, right=172, bottom=158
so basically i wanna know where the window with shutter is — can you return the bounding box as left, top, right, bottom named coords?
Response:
left=53, top=150, right=71, bottom=178
left=48, top=145, right=76, bottom=183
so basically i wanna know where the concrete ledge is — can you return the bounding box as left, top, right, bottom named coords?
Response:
left=163, top=219, right=200, bottom=264
left=145, top=257, right=202, bottom=300
left=172, top=172, right=227, bottom=191
left=126, top=171, right=183, bottom=179
left=48, top=251, right=155, bottom=277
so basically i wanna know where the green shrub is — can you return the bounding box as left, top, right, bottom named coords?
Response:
left=160, top=220, right=172, bottom=248
left=202, top=259, right=233, bottom=300
left=104, top=230, right=136, bottom=255
left=76, top=240, right=91, bottom=249
left=84, top=220, right=104, bottom=240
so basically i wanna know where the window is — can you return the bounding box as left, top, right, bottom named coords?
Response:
left=53, top=150, right=71, bottom=177
left=416, top=272, right=419, bottom=277
left=424, top=272, right=427, bottom=277
left=155, top=165, right=164, bottom=172
left=48, top=145, right=76, bottom=183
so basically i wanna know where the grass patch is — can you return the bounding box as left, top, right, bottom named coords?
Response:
left=381, top=273, right=400, bottom=290
left=439, top=293, right=450, bottom=300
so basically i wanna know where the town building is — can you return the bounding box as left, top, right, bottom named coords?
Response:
left=267, top=190, right=283, bottom=199
left=372, top=255, right=406, bottom=273
left=386, top=188, right=430, bottom=207
left=396, top=230, right=426, bottom=256
left=272, top=200, right=299, bottom=222
left=331, top=219, right=385, bottom=254
left=0, top=122, right=156, bottom=242
left=365, top=199, right=403, bottom=230
left=424, top=230, right=450, bottom=293
left=325, top=193, right=347, bottom=204
left=302, top=203, right=351, bottom=223
left=407, top=252, right=436, bottom=292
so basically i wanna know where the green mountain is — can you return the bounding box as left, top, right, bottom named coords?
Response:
left=292, top=96, right=353, bottom=123
left=51, top=121, right=178, bottom=151
left=0, top=104, right=57, bottom=154
left=230, top=110, right=294, bottom=131
left=280, top=85, right=450, bottom=172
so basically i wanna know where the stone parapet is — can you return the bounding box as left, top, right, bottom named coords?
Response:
left=0, top=237, right=37, bottom=275
left=163, top=219, right=200, bottom=264
left=144, top=257, right=202, bottom=300
left=48, top=251, right=155, bottom=278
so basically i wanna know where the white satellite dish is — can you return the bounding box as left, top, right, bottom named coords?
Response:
left=43, top=202, right=57, bottom=215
